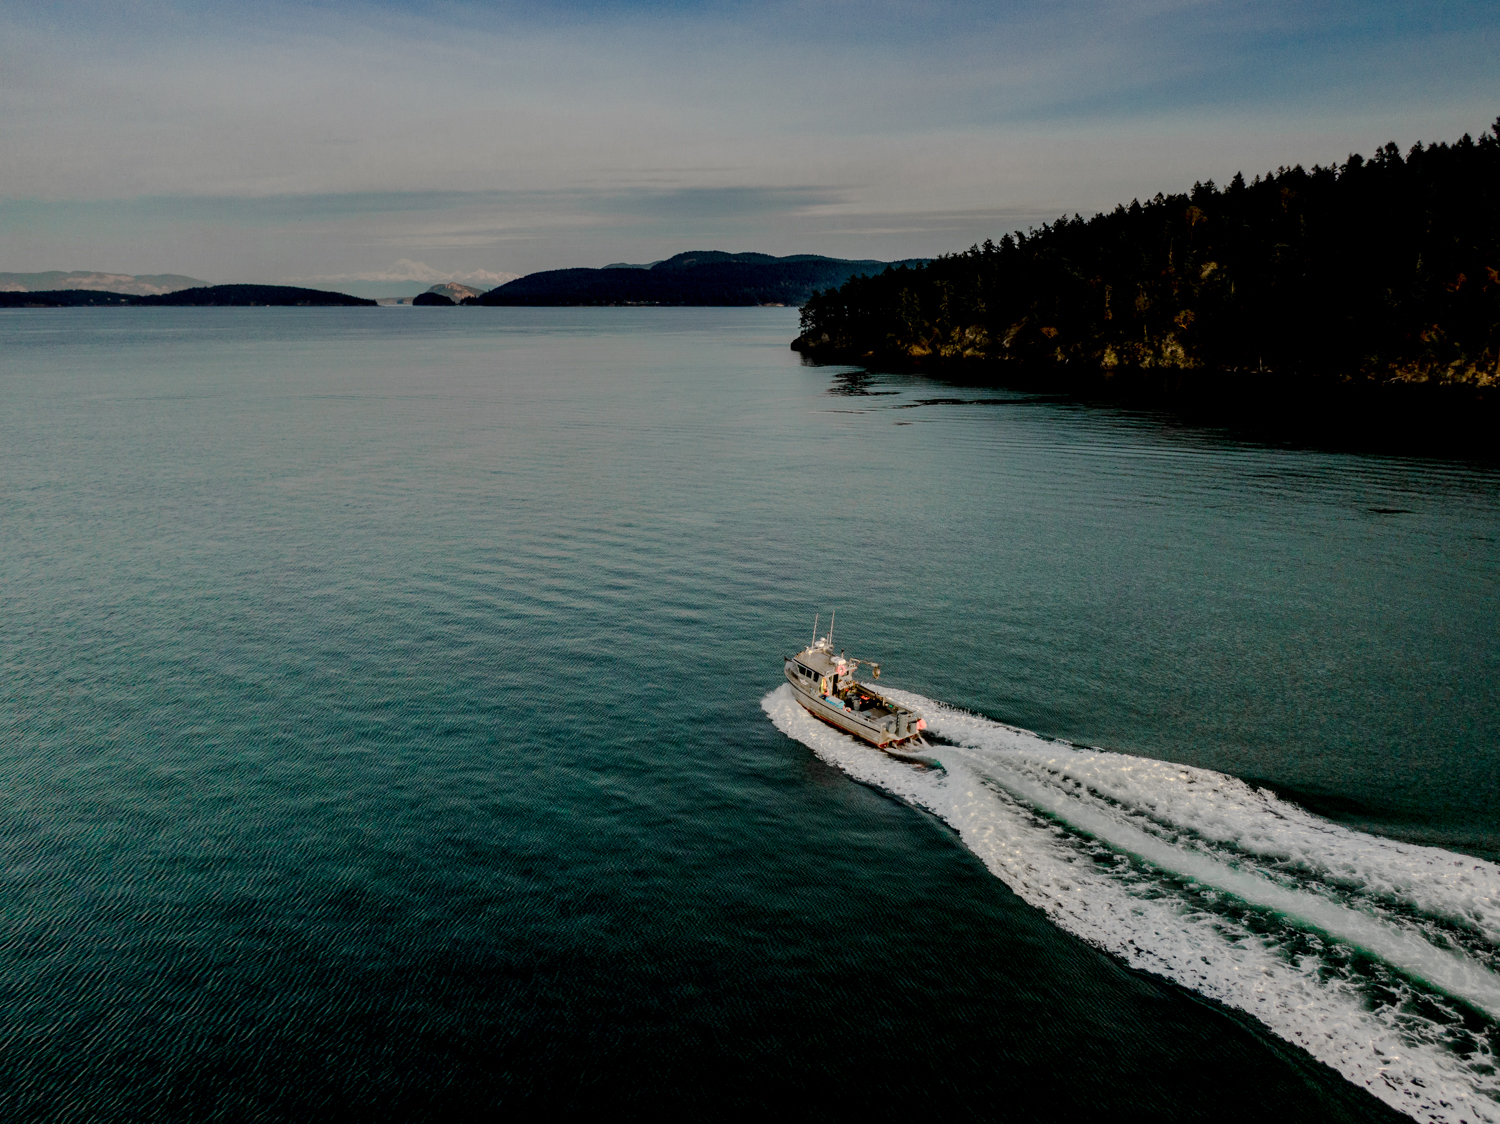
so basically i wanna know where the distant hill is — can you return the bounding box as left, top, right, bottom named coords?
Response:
left=479, top=252, right=929, bottom=306
left=425, top=282, right=483, bottom=302
left=136, top=285, right=375, bottom=306
left=0, top=271, right=204, bottom=296
left=412, top=291, right=455, bottom=305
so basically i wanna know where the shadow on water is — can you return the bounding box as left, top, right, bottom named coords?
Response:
left=805, top=354, right=1500, bottom=462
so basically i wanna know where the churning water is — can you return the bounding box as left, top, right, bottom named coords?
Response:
left=2, top=307, right=1497, bottom=1120
left=766, top=687, right=1500, bottom=1122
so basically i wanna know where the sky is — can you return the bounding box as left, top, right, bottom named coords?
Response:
left=2, top=0, right=1496, bottom=284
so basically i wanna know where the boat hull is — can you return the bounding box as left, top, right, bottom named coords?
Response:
left=789, top=681, right=923, bottom=749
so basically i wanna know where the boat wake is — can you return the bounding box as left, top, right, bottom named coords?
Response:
left=763, top=683, right=1500, bottom=1123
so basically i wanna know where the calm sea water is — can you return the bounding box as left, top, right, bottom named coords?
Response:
left=2, top=307, right=1497, bottom=1121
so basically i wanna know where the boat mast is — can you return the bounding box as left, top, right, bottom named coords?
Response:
left=812, top=613, right=818, bottom=646
left=829, top=608, right=836, bottom=648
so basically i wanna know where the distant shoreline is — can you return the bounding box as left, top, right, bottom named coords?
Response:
left=0, top=284, right=375, bottom=308
left=0, top=293, right=808, bottom=310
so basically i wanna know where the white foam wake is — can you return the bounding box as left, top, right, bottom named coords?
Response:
left=763, top=684, right=1500, bottom=1124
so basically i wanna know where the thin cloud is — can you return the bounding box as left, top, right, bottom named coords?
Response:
left=2, top=0, right=1494, bottom=277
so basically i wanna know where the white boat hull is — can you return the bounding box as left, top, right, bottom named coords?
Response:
left=787, top=678, right=926, bottom=750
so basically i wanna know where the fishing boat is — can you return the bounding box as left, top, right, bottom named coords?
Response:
left=784, top=613, right=931, bottom=757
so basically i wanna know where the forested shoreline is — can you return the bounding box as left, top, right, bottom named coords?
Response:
left=794, top=121, right=1499, bottom=449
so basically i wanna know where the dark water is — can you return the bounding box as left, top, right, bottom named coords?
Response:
left=2, top=307, right=1496, bottom=1121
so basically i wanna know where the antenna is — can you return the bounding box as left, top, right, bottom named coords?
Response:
left=812, top=613, right=818, bottom=646
left=829, top=608, right=835, bottom=647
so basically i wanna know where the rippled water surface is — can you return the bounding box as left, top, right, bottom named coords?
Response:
left=2, top=307, right=1497, bottom=1120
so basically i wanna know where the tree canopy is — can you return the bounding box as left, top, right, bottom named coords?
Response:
left=797, top=121, right=1500, bottom=392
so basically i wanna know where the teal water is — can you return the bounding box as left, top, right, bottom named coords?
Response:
left=2, top=307, right=1497, bottom=1120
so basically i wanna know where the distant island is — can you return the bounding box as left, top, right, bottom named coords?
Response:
left=1, top=284, right=375, bottom=308
left=137, top=285, right=375, bottom=306
left=792, top=121, right=1500, bottom=450
left=0, top=259, right=933, bottom=310
left=479, top=252, right=928, bottom=306
left=0, top=271, right=206, bottom=296
left=411, top=282, right=486, bottom=305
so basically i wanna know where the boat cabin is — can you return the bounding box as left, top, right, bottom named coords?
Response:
left=785, top=639, right=898, bottom=722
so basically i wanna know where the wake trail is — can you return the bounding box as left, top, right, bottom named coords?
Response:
left=763, top=683, right=1500, bottom=1124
